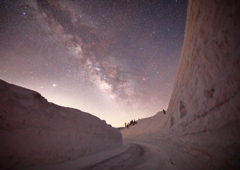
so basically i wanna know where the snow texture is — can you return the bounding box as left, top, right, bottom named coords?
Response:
left=0, top=79, right=122, bottom=170
left=1, top=0, right=239, bottom=169
left=19, top=144, right=130, bottom=170
left=123, top=0, right=240, bottom=169
left=121, top=111, right=168, bottom=138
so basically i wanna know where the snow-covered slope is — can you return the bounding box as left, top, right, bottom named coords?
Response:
left=121, top=111, right=168, bottom=138
left=122, top=0, right=240, bottom=169
left=0, top=79, right=122, bottom=170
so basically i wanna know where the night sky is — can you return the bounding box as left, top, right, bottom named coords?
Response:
left=0, top=0, right=188, bottom=127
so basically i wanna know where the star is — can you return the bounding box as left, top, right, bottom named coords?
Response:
left=0, top=0, right=188, bottom=127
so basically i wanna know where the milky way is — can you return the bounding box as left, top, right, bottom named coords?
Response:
left=0, top=0, right=188, bottom=126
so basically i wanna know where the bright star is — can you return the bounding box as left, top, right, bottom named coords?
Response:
left=53, top=84, right=56, bottom=87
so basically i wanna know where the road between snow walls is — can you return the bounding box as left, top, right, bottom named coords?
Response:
left=1, top=0, right=239, bottom=169
left=19, top=139, right=196, bottom=170
left=0, top=79, right=122, bottom=170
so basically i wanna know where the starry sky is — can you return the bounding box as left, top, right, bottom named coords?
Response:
left=0, top=0, right=188, bottom=127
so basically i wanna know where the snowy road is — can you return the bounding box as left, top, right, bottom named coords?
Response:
left=21, top=139, right=195, bottom=170
left=21, top=141, right=161, bottom=170
left=81, top=139, right=187, bottom=170
left=82, top=143, right=148, bottom=170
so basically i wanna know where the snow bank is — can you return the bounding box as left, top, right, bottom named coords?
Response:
left=163, top=0, right=240, bottom=168
left=0, top=79, right=122, bottom=170
left=121, top=111, right=168, bottom=138
left=122, top=0, right=240, bottom=169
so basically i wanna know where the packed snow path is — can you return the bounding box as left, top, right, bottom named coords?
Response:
left=81, top=140, right=177, bottom=170
left=21, top=139, right=195, bottom=170
left=82, top=143, right=146, bottom=170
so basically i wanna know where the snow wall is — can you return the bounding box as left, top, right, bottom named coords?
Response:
left=122, top=0, right=240, bottom=169
left=0, top=79, right=122, bottom=169
left=121, top=111, right=168, bottom=138
left=165, top=0, right=240, bottom=168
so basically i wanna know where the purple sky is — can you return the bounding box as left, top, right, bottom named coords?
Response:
left=0, top=0, right=188, bottom=127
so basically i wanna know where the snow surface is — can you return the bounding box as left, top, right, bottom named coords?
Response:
left=121, top=111, right=168, bottom=138
left=0, top=79, right=122, bottom=170
left=18, top=139, right=196, bottom=170
left=19, top=144, right=130, bottom=170
left=124, top=0, right=240, bottom=169
left=1, top=0, right=239, bottom=169
left=162, top=0, right=240, bottom=169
